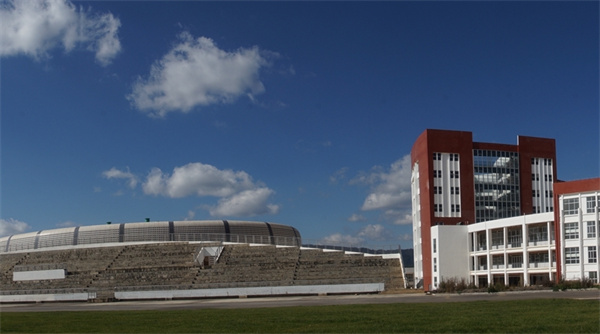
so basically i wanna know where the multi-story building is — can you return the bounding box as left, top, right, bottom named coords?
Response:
left=411, top=129, right=557, bottom=291
left=554, top=179, right=599, bottom=283
left=432, top=211, right=556, bottom=289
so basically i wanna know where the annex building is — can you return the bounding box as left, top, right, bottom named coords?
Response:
left=411, top=129, right=599, bottom=291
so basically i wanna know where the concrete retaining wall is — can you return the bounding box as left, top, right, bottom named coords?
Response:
left=116, top=283, right=384, bottom=300
left=0, top=292, right=93, bottom=303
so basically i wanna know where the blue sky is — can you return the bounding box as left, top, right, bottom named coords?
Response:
left=1, top=0, right=598, bottom=248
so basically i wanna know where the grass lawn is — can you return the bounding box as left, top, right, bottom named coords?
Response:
left=1, top=299, right=598, bottom=333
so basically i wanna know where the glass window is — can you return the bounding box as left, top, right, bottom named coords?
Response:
left=563, top=198, right=579, bottom=215
left=508, top=228, right=522, bottom=247
left=589, top=272, right=598, bottom=283
left=473, top=150, right=520, bottom=222
left=477, top=232, right=486, bottom=251
left=564, top=222, right=579, bottom=240
left=509, top=254, right=522, bottom=268
left=587, top=196, right=597, bottom=213
left=433, top=238, right=437, bottom=253
left=587, top=221, right=597, bottom=238
left=529, top=252, right=549, bottom=263
left=529, top=225, right=548, bottom=242
left=491, top=229, right=503, bottom=247
left=588, top=246, right=597, bottom=264
left=565, top=247, right=580, bottom=264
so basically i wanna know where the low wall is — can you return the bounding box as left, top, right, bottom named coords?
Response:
left=116, top=283, right=384, bottom=300
left=13, top=269, right=66, bottom=281
left=0, top=284, right=383, bottom=303
left=0, top=292, right=94, bottom=303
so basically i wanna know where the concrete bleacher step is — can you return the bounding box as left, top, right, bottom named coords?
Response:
left=1, top=241, right=405, bottom=297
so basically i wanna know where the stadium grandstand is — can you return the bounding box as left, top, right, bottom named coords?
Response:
left=0, top=220, right=405, bottom=303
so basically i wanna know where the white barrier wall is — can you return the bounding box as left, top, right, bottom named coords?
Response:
left=13, top=269, right=66, bottom=281
left=116, top=283, right=384, bottom=300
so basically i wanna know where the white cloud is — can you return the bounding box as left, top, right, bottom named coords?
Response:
left=347, top=213, right=366, bottom=222
left=0, top=218, right=30, bottom=237
left=140, top=162, right=279, bottom=218
left=129, top=32, right=270, bottom=117
left=102, top=167, right=138, bottom=188
left=329, top=167, right=348, bottom=184
left=0, top=0, right=121, bottom=66
left=208, top=188, right=279, bottom=217
left=320, top=233, right=363, bottom=246
left=142, top=163, right=255, bottom=198
left=352, top=154, right=413, bottom=225
left=57, top=221, right=77, bottom=228
left=357, top=224, right=387, bottom=240
left=101, top=162, right=278, bottom=217
left=320, top=224, right=396, bottom=246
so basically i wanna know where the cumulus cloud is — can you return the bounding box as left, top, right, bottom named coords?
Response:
left=208, top=188, right=279, bottom=217
left=352, top=154, right=413, bottom=225
left=102, top=167, right=138, bottom=189
left=0, top=0, right=121, bottom=66
left=0, top=218, right=30, bottom=237
left=357, top=224, right=387, bottom=240
left=142, top=163, right=255, bottom=198
left=101, top=162, right=279, bottom=217
left=140, top=162, right=278, bottom=218
left=128, top=32, right=270, bottom=117
left=320, top=224, right=395, bottom=246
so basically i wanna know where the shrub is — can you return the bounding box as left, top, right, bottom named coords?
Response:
left=488, top=282, right=506, bottom=293
left=549, top=277, right=596, bottom=291
left=437, top=277, right=470, bottom=293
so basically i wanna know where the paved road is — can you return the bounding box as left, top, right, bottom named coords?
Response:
left=1, top=289, right=598, bottom=313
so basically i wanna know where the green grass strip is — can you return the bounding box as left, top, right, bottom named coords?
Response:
left=2, top=299, right=599, bottom=333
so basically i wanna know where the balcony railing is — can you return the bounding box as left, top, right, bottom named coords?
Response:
left=528, top=262, right=549, bottom=269
left=527, top=240, right=549, bottom=247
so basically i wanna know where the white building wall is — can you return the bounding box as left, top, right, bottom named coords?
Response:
left=431, top=225, right=469, bottom=288
left=433, top=212, right=556, bottom=288
left=559, top=191, right=599, bottom=282
left=531, top=158, right=555, bottom=213
left=432, top=152, right=461, bottom=217
left=411, top=162, right=423, bottom=288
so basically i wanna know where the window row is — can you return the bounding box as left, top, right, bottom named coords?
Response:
left=564, top=221, right=597, bottom=239
left=532, top=174, right=553, bottom=182
left=532, top=206, right=554, bottom=213
left=565, top=246, right=597, bottom=264
left=532, top=190, right=553, bottom=198
left=563, top=196, right=599, bottom=215
left=433, top=186, right=461, bottom=195
left=433, top=170, right=460, bottom=179
left=433, top=153, right=460, bottom=161
left=531, top=158, right=553, bottom=166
